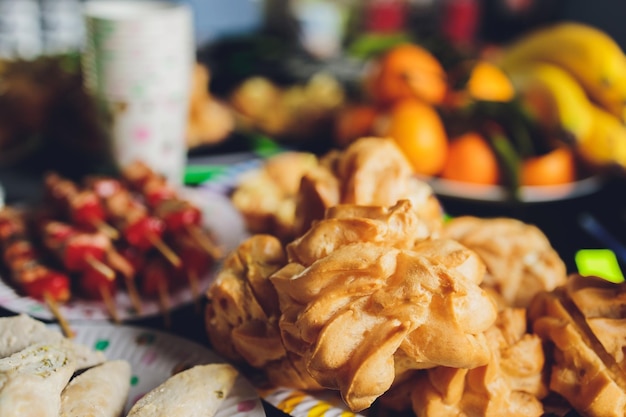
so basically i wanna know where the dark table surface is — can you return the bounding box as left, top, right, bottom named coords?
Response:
left=1, top=154, right=625, bottom=417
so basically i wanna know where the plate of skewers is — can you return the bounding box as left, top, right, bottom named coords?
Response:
left=0, top=161, right=249, bottom=323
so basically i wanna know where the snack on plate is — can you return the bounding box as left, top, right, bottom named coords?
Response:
left=287, top=200, right=434, bottom=266
left=294, top=137, right=444, bottom=238
left=442, top=216, right=567, bottom=307
left=389, top=307, right=547, bottom=417
left=204, top=234, right=322, bottom=390
left=231, top=152, right=319, bottom=242
left=0, top=343, right=77, bottom=417
left=231, top=137, right=443, bottom=242
left=271, top=238, right=497, bottom=411
left=0, top=314, right=131, bottom=417
left=0, top=313, right=105, bottom=368
left=209, top=198, right=497, bottom=412
left=60, top=360, right=131, bottom=417
left=126, top=363, right=238, bottom=417
left=528, top=274, right=626, bottom=417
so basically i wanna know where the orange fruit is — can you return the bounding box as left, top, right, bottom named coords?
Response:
left=378, top=99, right=448, bottom=176
left=466, top=60, right=515, bottom=102
left=334, top=104, right=378, bottom=148
left=440, top=132, right=500, bottom=185
left=366, top=43, right=447, bottom=106
left=521, top=147, right=577, bottom=186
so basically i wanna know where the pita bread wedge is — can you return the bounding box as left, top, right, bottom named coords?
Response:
left=126, top=363, right=238, bottom=417
left=60, top=360, right=131, bottom=417
left=0, top=314, right=105, bottom=369
left=0, top=343, right=76, bottom=417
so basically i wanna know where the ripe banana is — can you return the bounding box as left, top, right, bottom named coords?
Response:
left=499, top=22, right=626, bottom=120
left=577, top=104, right=626, bottom=169
left=506, top=62, right=594, bottom=142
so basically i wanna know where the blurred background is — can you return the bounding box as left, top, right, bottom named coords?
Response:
left=1, top=0, right=626, bottom=225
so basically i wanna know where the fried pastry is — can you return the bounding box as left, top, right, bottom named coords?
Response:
left=232, top=137, right=443, bottom=242
left=231, top=152, right=319, bottom=241
left=0, top=343, right=76, bottom=417
left=528, top=275, right=626, bottom=417
left=442, top=216, right=567, bottom=307
left=60, top=360, right=130, bottom=417
left=0, top=314, right=105, bottom=369
left=287, top=200, right=435, bottom=266
left=126, top=363, right=238, bottom=417
left=204, top=234, right=322, bottom=390
left=294, top=137, right=444, bottom=237
left=403, top=307, right=546, bottom=417
left=271, top=238, right=497, bottom=411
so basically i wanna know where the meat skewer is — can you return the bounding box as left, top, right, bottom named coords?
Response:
left=39, top=220, right=141, bottom=322
left=122, top=161, right=222, bottom=259
left=0, top=208, right=73, bottom=337
left=41, top=219, right=143, bottom=314
left=40, top=220, right=118, bottom=321
left=87, top=177, right=182, bottom=268
left=44, top=173, right=119, bottom=240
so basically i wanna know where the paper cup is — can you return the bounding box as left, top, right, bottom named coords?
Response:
left=82, top=0, right=194, bottom=184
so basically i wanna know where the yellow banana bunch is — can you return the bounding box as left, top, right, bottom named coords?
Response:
left=577, top=104, right=626, bottom=169
left=499, top=22, right=626, bottom=120
left=506, top=62, right=594, bottom=142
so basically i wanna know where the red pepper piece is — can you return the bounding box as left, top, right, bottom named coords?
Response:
left=124, top=216, right=165, bottom=251
left=22, top=271, right=71, bottom=302
left=64, top=236, right=108, bottom=271
left=71, top=193, right=106, bottom=228
left=145, top=187, right=177, bottom=208
left=163, top=205, right=202, bottom=233
left=80, top=268, right=117, bottom=300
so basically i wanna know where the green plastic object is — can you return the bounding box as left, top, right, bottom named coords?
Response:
left=575, top=249, right=625, bottom=284
left=184, top=165, right=227, bottom=185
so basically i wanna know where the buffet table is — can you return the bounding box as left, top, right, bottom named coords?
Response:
left=0, top=151, right=624, bottom=417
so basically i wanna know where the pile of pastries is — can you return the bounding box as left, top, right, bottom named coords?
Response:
left=206, top=137, right=625, bottom=417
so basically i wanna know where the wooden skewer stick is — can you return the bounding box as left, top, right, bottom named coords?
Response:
left=43, top=292, right=74, bottom=339
left=93, top=219, right=120, bottom=240
left=85, top=254, right=116, bottom=281
left=186, top=225, right=222, bottom=259
left=124, top=276, right=143, bottom=314
left=157, top=277, right=171, bottom=329
left=100, top=285, right=120, bottom=324
left=147, top=233, right=182, bottom=268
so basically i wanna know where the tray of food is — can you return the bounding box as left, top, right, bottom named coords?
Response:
left=0, top=313, right=265, bottom=416
left=0, top=161, right=248, bottom=324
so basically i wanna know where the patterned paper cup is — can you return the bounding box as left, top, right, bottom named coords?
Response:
left=82, top=0, right=194, bottom=184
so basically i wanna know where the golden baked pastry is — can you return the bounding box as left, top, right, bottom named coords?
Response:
left=395, top=307, right=547, bottom=417
left=442, top=216, right=567, bottom=307
left=287, top=200, right=435, bottom=267
left=294, top=137, right=444, bottom=237
left=528, top=275, right=626, bottom=417
left=204, top=234, right=322, bottom=390
left=232, top=137, right=443, bottom=242
left=271, top=236, right=497, bottom=411
left=231, top=152, right=319, bottom=241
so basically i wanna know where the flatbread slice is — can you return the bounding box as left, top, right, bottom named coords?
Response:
left=0, top=343, right=77, bottom=417
left=0, top=314, right=105, bottom=369
left=61, top=360, right=131, bottom=417
left=126, top=363, right=238, bottom=417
